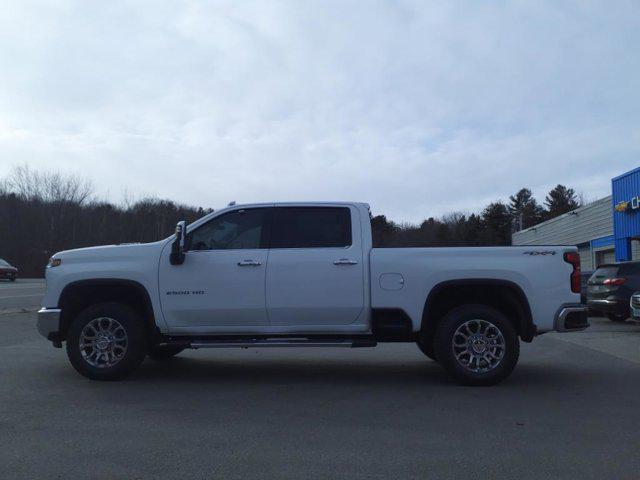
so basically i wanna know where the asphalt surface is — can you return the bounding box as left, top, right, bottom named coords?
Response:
left=1, top=280, right=639, bottom=479
left=0, top=278, right=45, bottom=310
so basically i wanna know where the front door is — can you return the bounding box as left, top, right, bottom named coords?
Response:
left=159, top=207, right=270, bottom=331
left=266, top=206, right=365, bottom=326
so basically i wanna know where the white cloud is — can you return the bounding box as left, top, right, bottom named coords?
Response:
left=0, top=0, right=639, bottom=221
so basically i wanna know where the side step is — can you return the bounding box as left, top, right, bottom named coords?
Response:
left=175, top=337, right=377, bottom=349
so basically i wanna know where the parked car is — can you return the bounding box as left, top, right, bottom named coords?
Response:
left=581, top=270, right=594, bottom=305
left=0, top=258, right=17, bottom=281
left=586, top=261, right=640, bottom=321
left=630, top=292, right=640, bottom=322
left=37, top=202, right=587, bottom=386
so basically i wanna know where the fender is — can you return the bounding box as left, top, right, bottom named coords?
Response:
left=59, top=278, right=159, bottom=339
left=421, top=278, right=535, bottom=341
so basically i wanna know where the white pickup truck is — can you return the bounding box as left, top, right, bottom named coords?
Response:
left=37, top=202, right=588, bottom=385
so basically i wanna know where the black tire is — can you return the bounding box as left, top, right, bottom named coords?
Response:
left=434, top=304, right=519, bottom=386
left=66, top=302, right=148, bottom=381
left=416, top=339, right=437, bottom=361
left=9, top=277, right=16, bottom=282
left=606, top=313, right=627, bottom=322
left=148, top=345, right=185, bottom=360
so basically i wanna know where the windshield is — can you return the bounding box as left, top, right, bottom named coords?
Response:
left=0, top=259, right=10, bottom=267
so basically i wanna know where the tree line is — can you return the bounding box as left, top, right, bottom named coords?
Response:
left=372, top=185, right=580, bottom=247
left=0, top=166, right=210, bottom=277
left=0, top=166, right=580, bottom=276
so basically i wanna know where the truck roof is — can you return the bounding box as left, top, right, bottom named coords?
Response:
left=228, top=201, right=370, bottom=208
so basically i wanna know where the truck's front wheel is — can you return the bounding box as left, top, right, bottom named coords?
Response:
left=66, top=302, right=148, bottom=381
left=434, top=304, right=519, bottom=386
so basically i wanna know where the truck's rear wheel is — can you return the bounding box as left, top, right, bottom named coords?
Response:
left=434, top=304, right=519, bottom=386
left=66, top=302, right=148, bottom=381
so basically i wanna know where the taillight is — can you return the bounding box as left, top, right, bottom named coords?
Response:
left=603, top=277, right=626, bottom=286
left=563, top=251, right=581, bottom=293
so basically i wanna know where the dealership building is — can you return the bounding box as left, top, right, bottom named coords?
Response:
left=513, top=167, right=640, bottom=271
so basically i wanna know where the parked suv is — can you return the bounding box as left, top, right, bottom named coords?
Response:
left=630, top=292, right=640, bottom=321
left=580, top=270, right=594, bottom=305
left=586, top=262, right=640, bottom=321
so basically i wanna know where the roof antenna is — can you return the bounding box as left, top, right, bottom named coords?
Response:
left=228, top=201, right=236, bottom=207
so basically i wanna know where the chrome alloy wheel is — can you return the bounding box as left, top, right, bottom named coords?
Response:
left=79, top=317, right=128, bottom=368
left=452, top=319, right=505, bottom=373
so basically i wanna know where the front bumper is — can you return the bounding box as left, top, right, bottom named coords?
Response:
left=37, top=308, right=62, bottom=346
left=554, top=304, right=589, bottom=332
left=0, top=270, right=16, bottom=279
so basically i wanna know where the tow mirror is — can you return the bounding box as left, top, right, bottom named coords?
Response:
left=170, top=220, right=187, bottom=265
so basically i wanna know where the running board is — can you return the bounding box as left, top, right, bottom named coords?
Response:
left=185, top=337, right=377, bottom=349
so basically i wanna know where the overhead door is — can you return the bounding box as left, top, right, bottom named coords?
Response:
left=595, top=249, right=615, bottom=267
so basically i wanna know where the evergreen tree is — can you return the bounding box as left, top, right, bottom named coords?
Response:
left=544, top=184, right=580, bottom=218
left=508, top=188, right=544, bottom=231
left=481, top=201, right=512, bottom=245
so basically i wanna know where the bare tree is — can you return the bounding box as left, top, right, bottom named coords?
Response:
left=5, top=165, right=93, bottom=204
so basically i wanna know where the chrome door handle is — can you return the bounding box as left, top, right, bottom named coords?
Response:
left=333, top=259, right=358, bottom=265
left=237, top=260, right=262, bottom=267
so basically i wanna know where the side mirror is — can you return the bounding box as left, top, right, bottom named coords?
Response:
left=170, top=220, right=187, bottom=265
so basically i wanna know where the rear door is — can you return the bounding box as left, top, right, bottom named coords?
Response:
left=266, top=206, right=365, bottom=327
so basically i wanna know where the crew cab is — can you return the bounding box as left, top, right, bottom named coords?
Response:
left=37, top=202, right=588, bottom=385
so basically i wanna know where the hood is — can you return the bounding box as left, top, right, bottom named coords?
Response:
left=53, top=240, right=166, bottom=262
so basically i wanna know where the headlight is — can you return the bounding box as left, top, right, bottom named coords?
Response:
left=47, top=257, right=62, bottom=268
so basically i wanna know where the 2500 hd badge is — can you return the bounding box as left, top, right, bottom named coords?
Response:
left=166, top=290, right=205, bottom=296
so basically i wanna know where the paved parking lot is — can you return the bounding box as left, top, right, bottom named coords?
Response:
left=1, top=280, right=639, bottom=479
left=0, top=278, right=45, bottom=310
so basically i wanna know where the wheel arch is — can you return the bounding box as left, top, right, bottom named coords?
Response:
left=58, top=278, right=159, bottom=342
left=420, top=279, right=535, bottom=347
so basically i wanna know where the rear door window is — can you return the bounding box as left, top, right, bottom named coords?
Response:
left=270, top=207, right=352, bottom=249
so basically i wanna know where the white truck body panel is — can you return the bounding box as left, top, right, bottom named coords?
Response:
left=159, top=247, right=270, bottom=329
left=266, top=203, right=367, bottom=328
left=42, top=242, right=168, bottom=331
left=370, top=247, right=578, bottom=333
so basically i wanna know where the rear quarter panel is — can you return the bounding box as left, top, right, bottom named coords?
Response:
left=370, top=246, right=580, bottom=332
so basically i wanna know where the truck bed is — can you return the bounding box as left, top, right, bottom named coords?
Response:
left=370, top=246, right=580, bottom=333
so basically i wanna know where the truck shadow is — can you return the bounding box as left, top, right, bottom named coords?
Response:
left=129, top=355, right=600, bottom=389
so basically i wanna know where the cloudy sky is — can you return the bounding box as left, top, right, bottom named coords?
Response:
left=1, top=0, right=639, bottom=222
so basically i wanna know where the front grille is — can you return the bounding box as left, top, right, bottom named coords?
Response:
left=631, top=294, right=640, bottom=309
